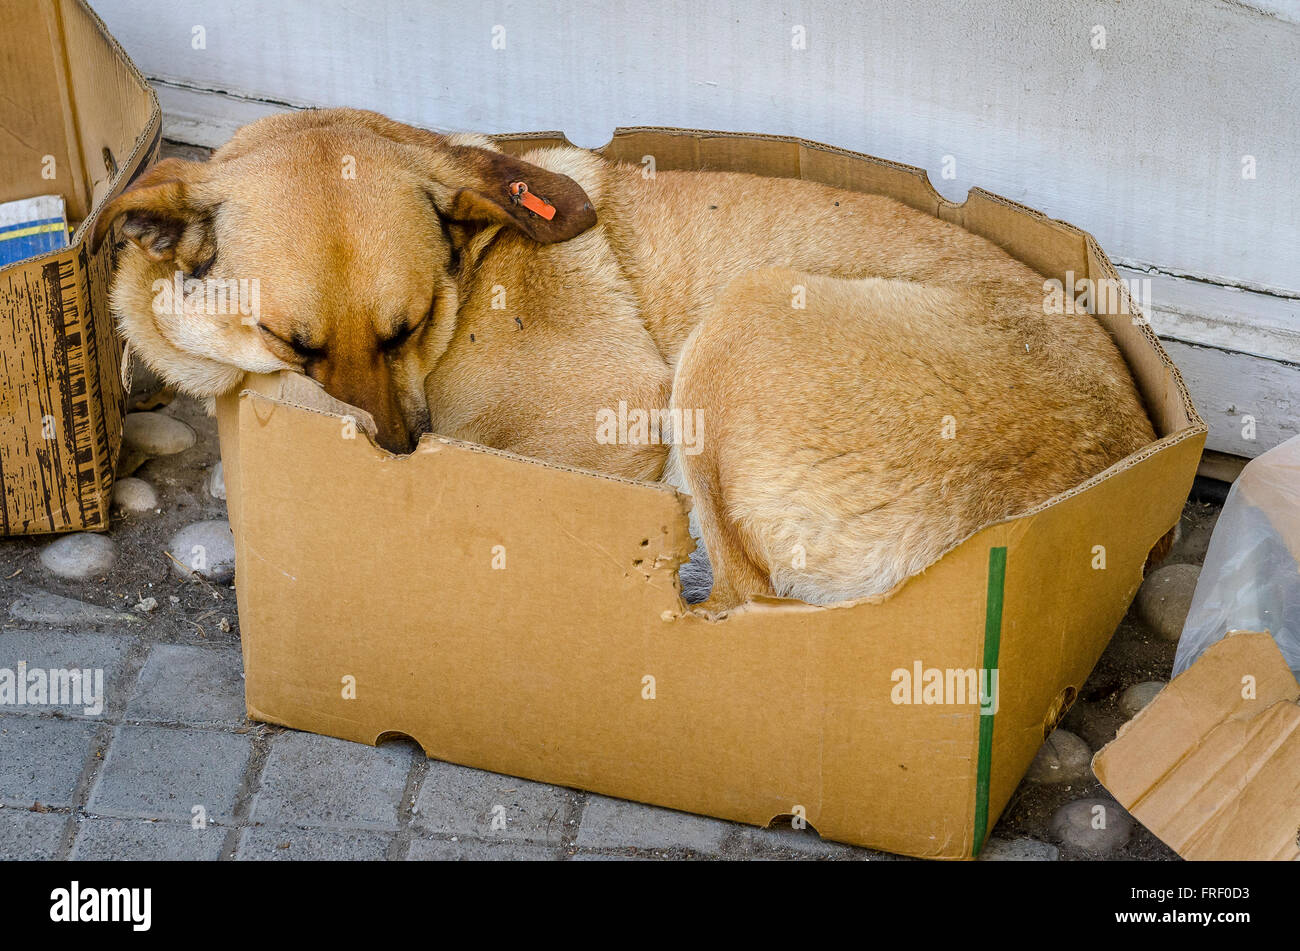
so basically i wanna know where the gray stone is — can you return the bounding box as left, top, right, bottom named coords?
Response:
left=412, top=760, right=572, bottom=845
left=87, top=725, right=251, bottom=823
left=1135, top=563, right=1201, bottom=641
left=8, top=590, right=136, bottom=626
left=0, top=629, right=135, bottom=718
left=208, top=461, right=226, bottom=501
left=1050, top=797, right=1134, bottom=854
left=167, top=520, right=236, bottom=583
left=236, top=826, right=392, bottom=860
left=251, top=732, right=414, bottom=830
left=405, top=838, right=557, bottom=860
left=1119, top=681, right=1166, bottom=719
left=0, top=717, right=97, bottom=808
left=575, top=795, right=730, bottom=854
left=111, top=477, right=159, bottom=513
left=979, top=837, right=1060, bottom=861
left=0, top=808, right=66, bottom=860
left=125, top=645, right=246, bottom=727
left=39, top=533, right=117, bottom=580
left=1026, top=728, right=1093, bottom=784
left=71, top=817, right=224, bottom=860
left=122, top=412, right=196, bottom=456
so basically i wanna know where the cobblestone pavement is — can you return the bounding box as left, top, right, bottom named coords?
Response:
left=0, top=142, right=1220, bottom=863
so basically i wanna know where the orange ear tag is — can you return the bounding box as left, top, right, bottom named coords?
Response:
left=508, top=181, right=556, bottom=221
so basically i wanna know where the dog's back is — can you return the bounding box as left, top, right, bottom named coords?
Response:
left=668, top=267, right=1154, bottom=607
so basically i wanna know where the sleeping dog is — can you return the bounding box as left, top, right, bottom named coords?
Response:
left=92, top=108, right=1155, bottom=611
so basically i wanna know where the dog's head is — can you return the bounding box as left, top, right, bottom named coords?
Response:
left=92, top=109, right=597, bottom=452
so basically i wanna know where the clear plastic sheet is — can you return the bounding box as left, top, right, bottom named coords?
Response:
left=1174, top=434, right=1300, bottom=678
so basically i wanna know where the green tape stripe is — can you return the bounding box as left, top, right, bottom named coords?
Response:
left=972, top=545, right=1007, bottom=856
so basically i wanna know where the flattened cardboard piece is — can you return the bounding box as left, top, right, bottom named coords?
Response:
left=0, top=0, right=161, bottom=535
left=217, top=128, right=1207, bottom=859
left=1095, top=632, right=1300, bottom=861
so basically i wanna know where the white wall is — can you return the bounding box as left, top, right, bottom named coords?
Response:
left=90, top=0, right=1300, bottom=455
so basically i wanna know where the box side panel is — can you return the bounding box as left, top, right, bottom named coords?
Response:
left=946, top=189, right=1090, bottom=289
left=0, top=0, right=76, bottom=208
left=229, top=392, right=987, bottom=858
left=986, top=430, right=1205, bottom=830
left=0, top=250, right=105, bottom=533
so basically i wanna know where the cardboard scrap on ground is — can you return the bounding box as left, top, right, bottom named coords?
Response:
left=1094, top=631, right=1300, bottom=861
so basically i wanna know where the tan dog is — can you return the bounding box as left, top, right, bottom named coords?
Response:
left=93, top=108, right=1155, bottom=611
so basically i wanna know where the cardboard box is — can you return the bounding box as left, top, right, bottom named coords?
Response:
left=0, top=0, right=161, bottom=535
left=1094, top=631, right=1299, bottom=861
left=216, top=128, right=1207, bottom=859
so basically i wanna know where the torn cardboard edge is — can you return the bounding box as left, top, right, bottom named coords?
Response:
left=1094, top=631, right=1300, bottom=861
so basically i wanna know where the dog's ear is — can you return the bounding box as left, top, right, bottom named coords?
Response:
left=419, top=143, right=597, bottom=245
left=90, top=158, right=213, bottom=259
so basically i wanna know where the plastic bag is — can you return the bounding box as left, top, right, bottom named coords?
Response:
left=1173, top=434, right=1300, bottom=679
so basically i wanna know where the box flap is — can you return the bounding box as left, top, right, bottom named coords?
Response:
left=1094, top=631, right=1300, bottom=860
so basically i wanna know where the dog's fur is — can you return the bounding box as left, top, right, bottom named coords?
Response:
left=94, top=108, right=1156, bottom=611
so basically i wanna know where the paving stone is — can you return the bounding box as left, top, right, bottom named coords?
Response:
left=0, top=717, right=97, bottom=807
left=167, top=520, right=236, bottom=583
left=575, top=795, right=730, bottom=854
left=1119, top=681, right=1166, bottom=719
left=122, top=412, right=196, bottom=456
left=251, top=732, right=414, bottom=830
left=979, top=837, right=1060, bottom=861
left=569, top=851, right=650, bottom=861
left=125, top=645, right=246, bottom=727
left=1135, top=563, right=1201, bottom=641
left=88, top=725, right=251, bottom=823
left=38, top=533, right=117, bottom=580
left=412, top=760, right=572, bottom=844
left=71, top=817, right=224, bottom=860
left=236, top=826, right=392, bottom=860
left=1050, top=797, right=1134, bottom=854
left=0, top=629, right=134, bottom=718
left=8, top=589, right=138, bottom=627
left=405, top=837, right=557, bottom=860
left=0, top=808, right=67, bottom=860
left=111, top=477, right=159, bottom=513
left=1026, top=728, right=1092, bottom=784
left=208, top=461, right=226, bottom=500
left=733, top=822, right=866, bottom=859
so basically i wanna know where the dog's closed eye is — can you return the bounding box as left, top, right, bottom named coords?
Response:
left=258, top=324, right=323, bottom=360
left=379, top=322, right=415, bottom=352
left=379, top=304, right=434, bottom=352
